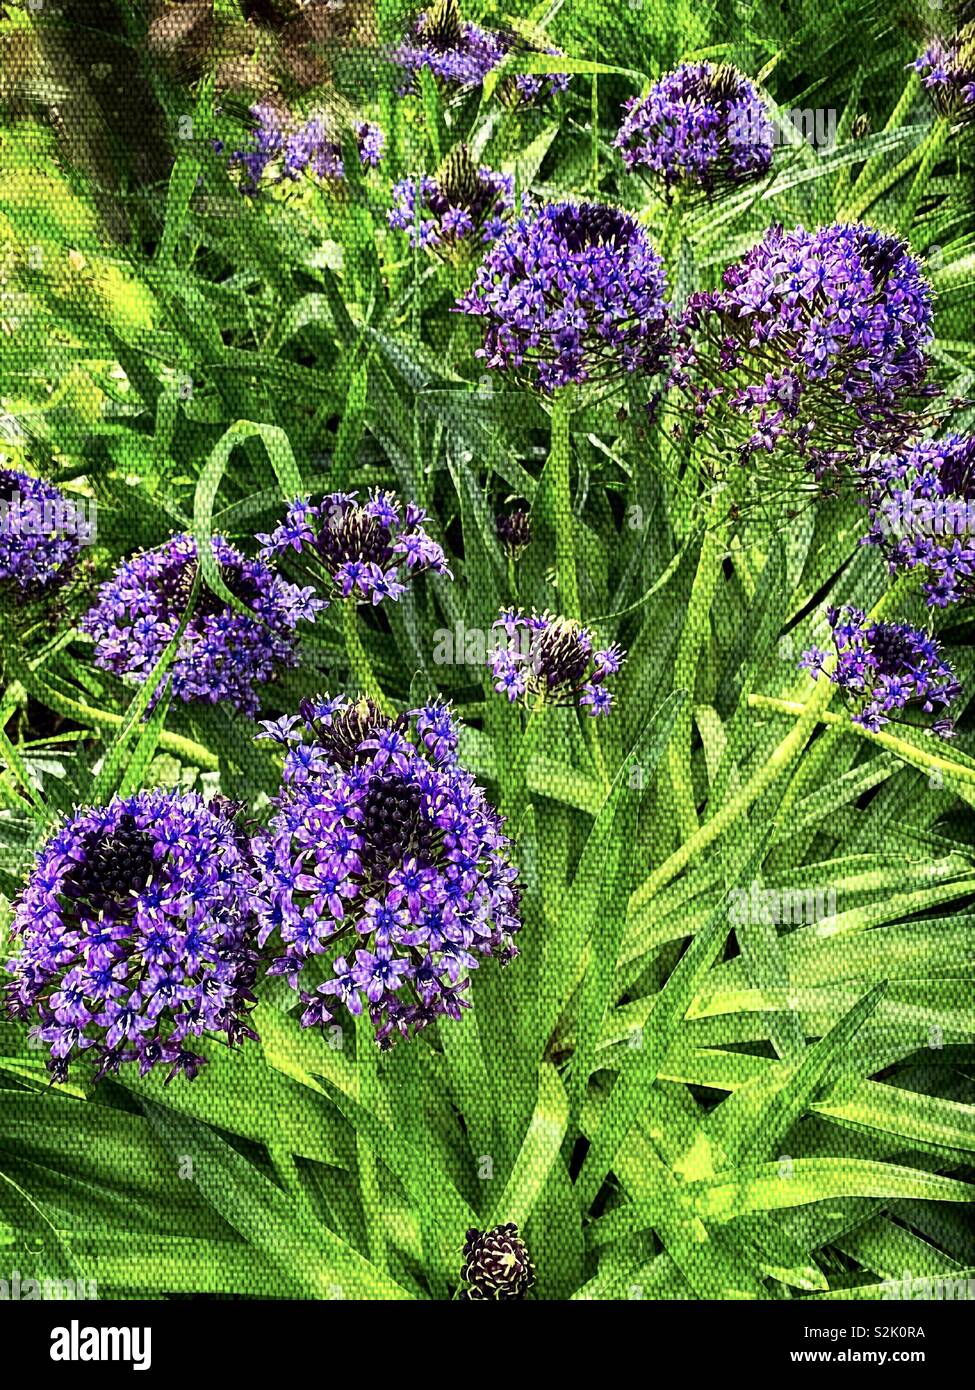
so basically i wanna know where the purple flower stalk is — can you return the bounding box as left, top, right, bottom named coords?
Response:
left=615, top=63, right=775, bottom=195
left=388, top=146, right=514, bottom=256
left=394, top=0, right=570, bottom=105
left=3, top=791, right=261, bottom=1083
left=912, top=35, right=975, bottom=117
left=801, top=605, right=960, bottom=738
left=251, top=696, right=522, bottom=1048
left=457, top=201, right=672, bottom=393
left=675, top=222, right=936, bottom=476
left=0, top=468, right=83, bottom=596
left=488, top=608, right=625, bottom=715
left=860, top=435, right=975, bottom=608
left=230, top=103, right=384, bottom=193
left=82, top=533, right=323, bottom=716
left=256, top=490, right=451, bottom=607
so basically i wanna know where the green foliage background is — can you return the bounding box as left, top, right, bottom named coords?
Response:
left=0, top=0, right=972, bottom=1300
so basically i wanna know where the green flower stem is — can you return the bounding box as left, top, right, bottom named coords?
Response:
left=747, top=694, right=975, bottom=788
left=549, top=391, right=580, bottom=620
left=580, top=712, right=611, bottom=793
left=500, top=698, right=548, bottom=822
left=506, top=552, right=518, bottom=603
left=657, top=194, right=682, bottom=267
left=668, top=490, right=727, bottom=841
left=341, top=600, right=396, bottom=717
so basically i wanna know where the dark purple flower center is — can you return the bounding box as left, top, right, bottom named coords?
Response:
left=551, top=203, right=633, bottom=251
left=156, top=556, right=262, bottom=619
left=496, top=508, right=532, bottom=555
left=427, top=147, right=500, bottom=225
left=62, top=815, right=156, bottom=913
left=306, top=700, right=399, bottom=769
left=360, top=775, right=436, bottom=868
left=315, top=506, right=394, bottom=573
left=460, top=1223, right=535, bottom=1300
left=867, top=625, right=923, bottom=675
left=537, top=623, right=591, bottom=690
left=938, top=437, right=975, bottom=498
left=702, top=63, right=749, bottom=103
left=855, top=229, right=908, bottom=286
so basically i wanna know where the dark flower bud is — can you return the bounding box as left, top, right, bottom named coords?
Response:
left=495, top=508, right=532, bottom=558
left=459, top=1223, right=535, bottom=1300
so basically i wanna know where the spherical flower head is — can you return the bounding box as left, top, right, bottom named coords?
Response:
left=3, top=790, right=261, bottom=1083
left=615, top=63, right=774, bottom=195
left=251, top=697, right=522, bottom=1048
left=459, top=1223, right=535, bottom=1300
left=676, top=222, right=936, bottom=476
left=457, top=200, right=672, bottom=394
left=912, top=30, right=975, bottom=119
left=256, top=489, right=452, bottom=607
left=388, top=146, right=514, bottom=259
left=82, top=533, right=322, bottom=716
left=801, top=605, right=960, bottom=738
left=860, top=435, right=975, bottom=607
left=488, top=608, right=625, bottom=715
left=495, top=507, right=532, bottom=558
left=0, top=468, right=84, bottom=597
left=394, top=0, right=570, bottom=105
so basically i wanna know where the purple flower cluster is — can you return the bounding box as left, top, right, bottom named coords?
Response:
left=252, top=696, right=521, bottom=1047
left=394, top=0, right=570, bottom=105
left=457, top=201, right=672, bottom=392
left=800, top=606, right=960, bottom=737
left=230, top=103, right=383, bottom=193
left=912, top=37, right=975, bottom=116
left=388, top=147, right=514, bottom=255
left=4, top=791, right=260, bottom=1083
left=675, top=222, right=936, bottom=475
left=82, top=533, right=323, bottom=716
left=256, top=490, right=451, bottom=606
left=615, top=63, right=775, bottom=194
left=488, top=608, right=625, bottom=715
left=0, top=468, right=83, bottom=597
left=859, top=435, right=975, bottom=607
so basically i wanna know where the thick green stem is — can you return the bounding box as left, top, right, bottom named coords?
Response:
left=580, top=711, right=611, bottom=793
left=341, top=601, right=396, bottom=717
left=499, top=699, right=547, bottom=821
left=549, top=392, right=580, bottom=619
